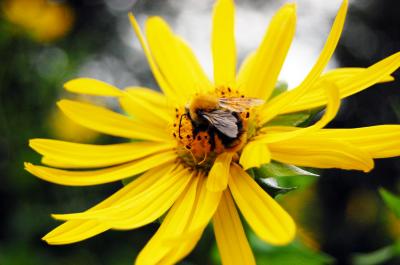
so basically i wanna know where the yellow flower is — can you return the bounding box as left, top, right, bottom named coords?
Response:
left=2, top=0, right=74, bottom=42
left=25, top=0, right=400, bottom=264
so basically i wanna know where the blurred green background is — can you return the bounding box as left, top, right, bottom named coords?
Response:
left=0, top=0, right=400, bottom=264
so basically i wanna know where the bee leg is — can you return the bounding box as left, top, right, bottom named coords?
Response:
left=232, top=152, right=239, bottom=162
left=197, top=152, right=208, bottom=165
left=185, top=146, right=198, bottom=165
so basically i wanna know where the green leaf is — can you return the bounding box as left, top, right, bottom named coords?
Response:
left=252, top=162, right=319, bottom=195
left=265, top=82, right=326, bottom=128
left=277, top=175, right=319, bottom=191
left=256, top=177, right=297, bottom=198
left=265, top=112, right=311, bottom=127
left=254, top=161, right=319, bottom=179
left=379, top=188, right=400, bottom=218
left=265, top=106, right=326, bottom=128
left=352, top=240, right=400, bottom=265
left=249, top=232, right=334, bottom=265
left=270, top=81, right=288, bottom=99
left=247, top=168, right=256, bottom=178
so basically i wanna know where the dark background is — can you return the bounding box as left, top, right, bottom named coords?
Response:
left=0, top=0, right=399, bottom=264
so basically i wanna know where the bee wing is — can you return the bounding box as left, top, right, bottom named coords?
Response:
left=201, top=110, right=238, bottom=138
left=218, top=97, right=265, bottom=112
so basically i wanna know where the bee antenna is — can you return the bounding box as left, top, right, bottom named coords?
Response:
left=178, top=113, right=187, bottom=139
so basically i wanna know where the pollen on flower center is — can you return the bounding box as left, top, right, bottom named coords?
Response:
left=171, top=86, right=254, bottom=171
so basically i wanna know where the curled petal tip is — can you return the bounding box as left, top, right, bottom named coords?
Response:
left=62, top=79, right=74, bottom=92
left=51, top=214, right=63, bottom=220
left=23, top=162, right=32, bottom=169
left=56, top=99, right=66, bottom=106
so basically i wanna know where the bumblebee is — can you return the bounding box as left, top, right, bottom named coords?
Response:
left=174, top=93, right=264, bottom=166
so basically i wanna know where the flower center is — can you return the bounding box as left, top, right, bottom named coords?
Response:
left=172, top=86, right=256, bottom=171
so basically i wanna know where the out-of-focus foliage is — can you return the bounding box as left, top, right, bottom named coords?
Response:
left=0, top=1, right=142, bottom=264
left=350, top=189, right=400, bottom=265
left=250, top=237, right=334, bottom=265
left=352, top=242, right=400, bottom=265
left=379, top=189, right=400, bottom=218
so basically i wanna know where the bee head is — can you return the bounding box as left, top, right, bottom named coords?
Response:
left=188, top=94, right=219, bottom=122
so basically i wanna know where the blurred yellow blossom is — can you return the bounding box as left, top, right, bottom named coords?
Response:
left=2, top=0, right=74, bottom=42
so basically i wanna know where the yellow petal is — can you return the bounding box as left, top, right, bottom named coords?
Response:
left=322, top=67, right=394, bottom=83
left=136, top=174, right=221, bottom=265
left=281, top=52, right=400, bottom=114
left=207, top=152, right=233, bottom=192
left=41, top=157, right=77, bottom=168
left=145, top=17, right=211, bottom=104
left=123, top=87, right=169, bottom=108
left=323, top=51, right=400, bottom=98
left=212, top=0, right=236, bottom=86
left=128, top=13, right=176, bottom=101
left=168, top=172, right=223, bottom=237
left=24, top=150, right=177, bottom=186
left=30, top=138, right=175, bottom=168
left=176, top=36, right=213, bottom=93
left=157, top=230, right=203, bottom=265
left=187, top=174, right=222, bottom=233
left=43, top=221, right=109, bottom=245
left=243, top=3, right=296, bottom=99
left=165, top=175, right=222, bottom=263
left=52, top=167, right=193, bottom=232
left=213, top=190, right=256, bottom=265
left=229, top=164, right=296, bottom=245
left=42, top=163, right=174, bottom=245
left=64, top=78, right=123, bottom=97
left=136, top=176, right=200, bottom=265
left=119, top=90, right=173, bottom=127
left=315, top=125, right=400, bottom=158
left=237, top=51, right=256, bottom=89
left=296, top=0, right=348, bottom=90
left=259, top=0, right=348, bottom=124
left=239, top=141, right=271, bottom=170
left=57, top=99, right=171, bottom=142
left=269, top=135, right=374, bottom=172
left=260, top=80, right=340, bottom=143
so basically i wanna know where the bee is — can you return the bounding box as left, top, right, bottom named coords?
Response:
left=177, top=93, right=264, bottom=164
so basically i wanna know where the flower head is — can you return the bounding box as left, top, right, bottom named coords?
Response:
left=26, top=0, right=400, bottom=264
